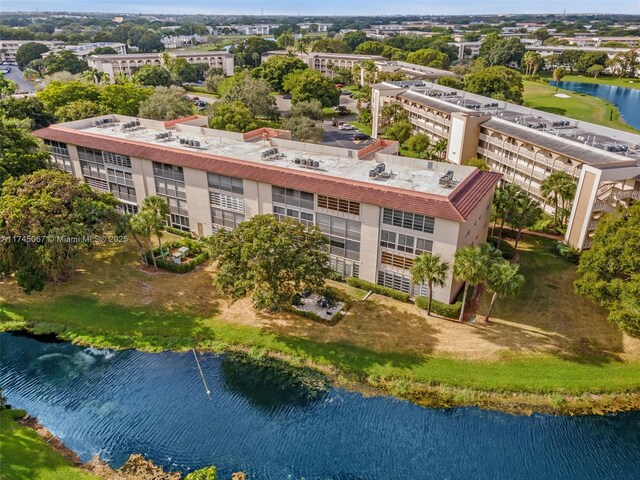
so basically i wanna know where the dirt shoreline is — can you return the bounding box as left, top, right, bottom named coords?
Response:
left=8, top=328, right=640, bottom=416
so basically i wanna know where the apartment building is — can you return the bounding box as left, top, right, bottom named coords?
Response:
left=0, top=40, right=64, bottom=62
left=371, top=81, right=640, bottom=250
left=0, top=40, right=125, bottom=63
left=34, top=115, right=500, bottom=303
left=87, top=51, right=234, bottom=81
left=526, top=45, right=637, bottom=61
left=560, top=36, right=640, bottom=48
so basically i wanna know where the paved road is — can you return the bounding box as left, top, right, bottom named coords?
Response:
left=1, top=66, right=35, bottom=93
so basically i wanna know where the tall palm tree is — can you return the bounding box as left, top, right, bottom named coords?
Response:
left=506, top=195, right=542, bottom=252
left=485, top=261, right=525, bottom=322
left=130, top=211, right=157, bottom=270
left=411, top=254, right=450, bottom=316
left=453, top=244, right=493, bottom=322
left=541, top=171, right=573, bottom=229
left=142, top=195, right=170, bottom=259
left=552, top=67, right=566, bottom=92
left=494, top=183, right=526, bottom=249
left=433, top=139, right=448, bottom=161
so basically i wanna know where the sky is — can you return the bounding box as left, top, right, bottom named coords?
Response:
left=1, top=0, right=639, bottom=16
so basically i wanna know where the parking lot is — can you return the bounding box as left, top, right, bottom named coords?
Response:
left=0, top=65, right=35, bottom=93
left=321, top=120, right=373, bottom=149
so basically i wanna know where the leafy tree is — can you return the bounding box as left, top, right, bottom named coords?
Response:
left=36, top=80, right=101, bottom=111
left=406, top=134, right=431, bottom=154
left=431, top=138, right=448, bottom=161
left=506, top=195, right=542, bottom=252
left=0, top=73, right=17, bottom=98
left=438, top=76, right=465, bottom=89
left=55, top=99, right=107, bottom=122
left=133, top=65, right=173, bottom=87
left=288, top=99, right=324, bottom=121
left=129, top=210, right=157, bottom=270
left=282, top=115, right=324, bottom=143
left=219, top=72, right=278, bottom=118
left=342, top=31, right=368, bottom=50
left=91, top=46, right=119, bottom=55
left=576, top=51, right=608, bottom=73
left=541, top=171, right=575, bottom=229
left=484, top=261, right=524, bottom=322
left=138, top=86, right=194, bottom=121
left=0, top=117, right=50, bottom=188
left=207, top=215, right=330, bottom=312
left=465, top=66, right=524, bottom=104
left=41, top=50, right=89, bottom=75
left=381, top=45, right=407, bottom=61
left=135, top=31, right=164, bottom=53
left=587, top=64, right=605, bottom=79
left=479, top=34, right=525, bottom=67
left=0, top=97, right=54, bottom=130
left=492, top=183, right=526, bottom=248
left=354, top=41, right=385, bottom=55
left=379, top=102, right=407, bottom=129
left=0, top=170, right=118, bottom=292
left=311, top=38, right=351, bottom=54
left=357, top=107, right=372, bottom=125
left=15, top=42, right=49, bottom=70
left=453, top=243, right=501, bottom=322
left=277, top=31, right=296, bottom=49
left=384, top=120, right=412, bottom=143
left=467, top=157, right=489, bottom=171
left=411, top=253, right=450, bottom=316
left=552, top=67, right=566, bottom=91
left=406, top=48, right=450, bottom=69
left=141, top=196, right=170, bottom=260
left=208, top=101, right=258, bottom=133
left=204, top=68, right=227, bottom=95
left=522, top=51, right=544, bottom=76
left=232, top=37, right=278, bottom=67
left=185, top=466, right=217, bottom=480
left=99, top=83, right=153, bottom=116
left=282, top=69, right=340, bottom=107
left=575, top=204, right=640, bottom=336
left=607, top=50, right=639, bottom=78
left=168, top=58, right=198, bottom=83
left=253, top=55, right=308, bottom=91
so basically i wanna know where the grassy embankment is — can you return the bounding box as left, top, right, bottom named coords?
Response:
left=1, top=234, right=639, bottom=413
left=0, top=409, right=100, bottom=480
left=523, top=80, right=638, bottom=133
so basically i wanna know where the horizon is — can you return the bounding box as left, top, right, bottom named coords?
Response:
left=1, top=1, right=639, bottom=16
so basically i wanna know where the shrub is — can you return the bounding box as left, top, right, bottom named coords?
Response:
left=415, top=296, right=462, bottom=319
left=165, top=226, right=196, bottom=238
left=185, top=466, right=217, bottom=480
left=346, top=277, right=411, bottom=302
left=487, top=236, right=516, bottom=260
left=552, top=241, right=581, bottom=264
left=145, top=240, right=208, bottom=273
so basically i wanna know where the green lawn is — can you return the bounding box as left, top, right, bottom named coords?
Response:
left=0, top=410, right=100, bottom=480
left=538, top=72, right=640, bottom=90
left=523, top=80, right=638, bottom=133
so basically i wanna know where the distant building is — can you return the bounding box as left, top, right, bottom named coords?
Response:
left=214, top=24, right=279, bottom=35
left=34, top=114, right=500, bottom=302
left=87, top=51, right=234, bottom=81
left=0, top=40, right=126, bottom=63
left=298, top=23, right=332, bottom=32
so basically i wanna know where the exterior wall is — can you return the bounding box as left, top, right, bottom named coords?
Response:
left=356, top=203, right=380, bottom=283
left=566, top=169, right=598, bottom=249
left=183, top=166, right=213, bottom=237
left=447, top=113, right=490, bottom=165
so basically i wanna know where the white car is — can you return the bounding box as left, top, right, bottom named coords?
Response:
left=338, top=124, right=356, bottom=131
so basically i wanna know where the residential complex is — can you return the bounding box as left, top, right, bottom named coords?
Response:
left=371, top=81, right=640, bottom=250
left=87, top=51, right=234, bottom=80
left=0, top=40, right=126, bottom=63
left=34, top=115, right=500, bottom=303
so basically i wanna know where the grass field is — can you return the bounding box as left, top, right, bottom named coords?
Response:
left=1, top=233, right=639, bottom=407
left=523, top=80, right=638, bottom=132
left=0, top=409, right=100, bottom=480
left=538, top=72, right=640, bottom=90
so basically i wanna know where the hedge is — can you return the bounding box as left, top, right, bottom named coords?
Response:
left=165, top=226, right=196, bottom=238
left=415, top=296, right=462, bottom=319
left=487, top=236, right=516, bottom=260
left=346, top=277, right=411, bottom=303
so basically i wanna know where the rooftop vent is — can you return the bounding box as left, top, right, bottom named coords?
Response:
left=439, top=169, right=455, bottom=188
left=261, top=148, right=284, bottom=160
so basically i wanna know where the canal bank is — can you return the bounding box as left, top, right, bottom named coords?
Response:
left=2, top=332, right=639, bottom=480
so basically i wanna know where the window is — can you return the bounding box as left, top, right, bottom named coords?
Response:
left=110, top=183, right=137, bottom=203
left=208, top=173, right=243, bottom=194
left=85, top=177, right=108, bottom=191
left=415, top=238, right=433, bottom=255
left=107, top=168, right=134, bottom=187
left=78, top=147, right=107, bottom=181
left=397, top=234, right=414, bottom=254
left=119, top=203, right=139, bottom=215
left=170, top=214, right=190, bottom=232
left=380, top=230, right=396, bottom=249
left=102, top=152, right=131, bottom=168
left=211, top=207, right=245, bottom=229
left=382, top=208, right=435, bottom=234
left=317, top=195, right=360, bottom=215
left=273, top=206, right=314, bottom=228
left=272, top=186, right=314, bottom=210
left=44, top=140, right=69, bottom=156
left=377, top=270, right=411, bottom=293
left=209, top=191, right=244, bottom=212
left=329, top=256, right=359, bottom=279
left=316, top=213, right=361, bottom=261
left=381, top=252, right=414, bottom=270
left=153, top=162, right=188, bottom=220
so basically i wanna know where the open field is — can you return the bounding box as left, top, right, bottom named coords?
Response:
left=523, top=80, right=638, bottom=132
left=538, top=72, right=640, bottom=90
left=0, top=409, right=100, bottom=480
left=1, top=234, right=639, bottom=411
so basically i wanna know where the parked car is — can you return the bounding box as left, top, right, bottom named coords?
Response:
left=194, top=100, right=207, bottom=109
left=191, top=96, right=200, bottom=101
left=282, top=93, right=292, bottom=99
left=330, top=119, right=345, bottom=127
left=338, top=124, right=356, bottom=131
left=352, top=133, right=370, bottom=141
left=341, top=90, right=351, bottom=95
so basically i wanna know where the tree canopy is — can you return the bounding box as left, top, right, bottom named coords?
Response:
left=406, top=48, right=451, bottom=69
left=218, top=72, right=278, bottom=118
left=0, top=117, right=51, bottom=187
left=0, top=97, right=55, bottom=130
left=41, top=50, right=90, bottom=75
left=282, top=69, right=340, bottom=107
left=207, top=214, right=330, bottom=312
left=133, top=65, right=173, bottom=87
left=99, top=83, right=153, bottom=116
left=464, top=66, right=524, bottom=104
left=36, top=80, right=101, bottom=111
left=208, top=101, right=259, bottom=133
left=54, top=99, right=107, bottom=122
left=138, top=86, right=194, bottom=121
left=15, top=42, right=49, bottom=70
left=0, top=170, right=118, bottom=293
left=575, top=204, right=640, bottom=336
left=253, top=55, right=308, bottom=91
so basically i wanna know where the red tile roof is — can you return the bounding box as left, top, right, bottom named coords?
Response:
left=163, top=115, right=203, bottom=128
left=34, top=126, right=501, bottom=222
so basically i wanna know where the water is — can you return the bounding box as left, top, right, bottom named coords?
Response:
left=1, top=332, right=639, bottom=480
left=551, top=80, right=640, bottom=130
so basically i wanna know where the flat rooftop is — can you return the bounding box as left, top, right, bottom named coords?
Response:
left=386, top=80, right=640, bottom=166
left=61, top=116, right=478, bottom=198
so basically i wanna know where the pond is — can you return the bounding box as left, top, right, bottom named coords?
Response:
left=1, top=332, right=639, bottom=480
left=551, top=80, right=640, bottom=130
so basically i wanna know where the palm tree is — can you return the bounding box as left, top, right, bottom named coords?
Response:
left=433, top=139, right=448, bottom=161
left=552, top=67, right=566, bottom=92
left=130, top=211, right=157, bottom=270
left=141, top=196, right=170, bottom=259
left=485, top=261, right=525, bottom=322
left=506, top=195, right=542, bottom=252
left=453, top=244, right=493, bottom=322
left=541, top=171, right=573, bottom=229
left=493, top=183, right=526, bottom=249
left=411, top=254, right=450, bottom=316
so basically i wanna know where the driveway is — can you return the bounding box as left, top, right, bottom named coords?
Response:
left=1, top=66, right=35, bottom=93
left=321, top=119, right=373, bottom=150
